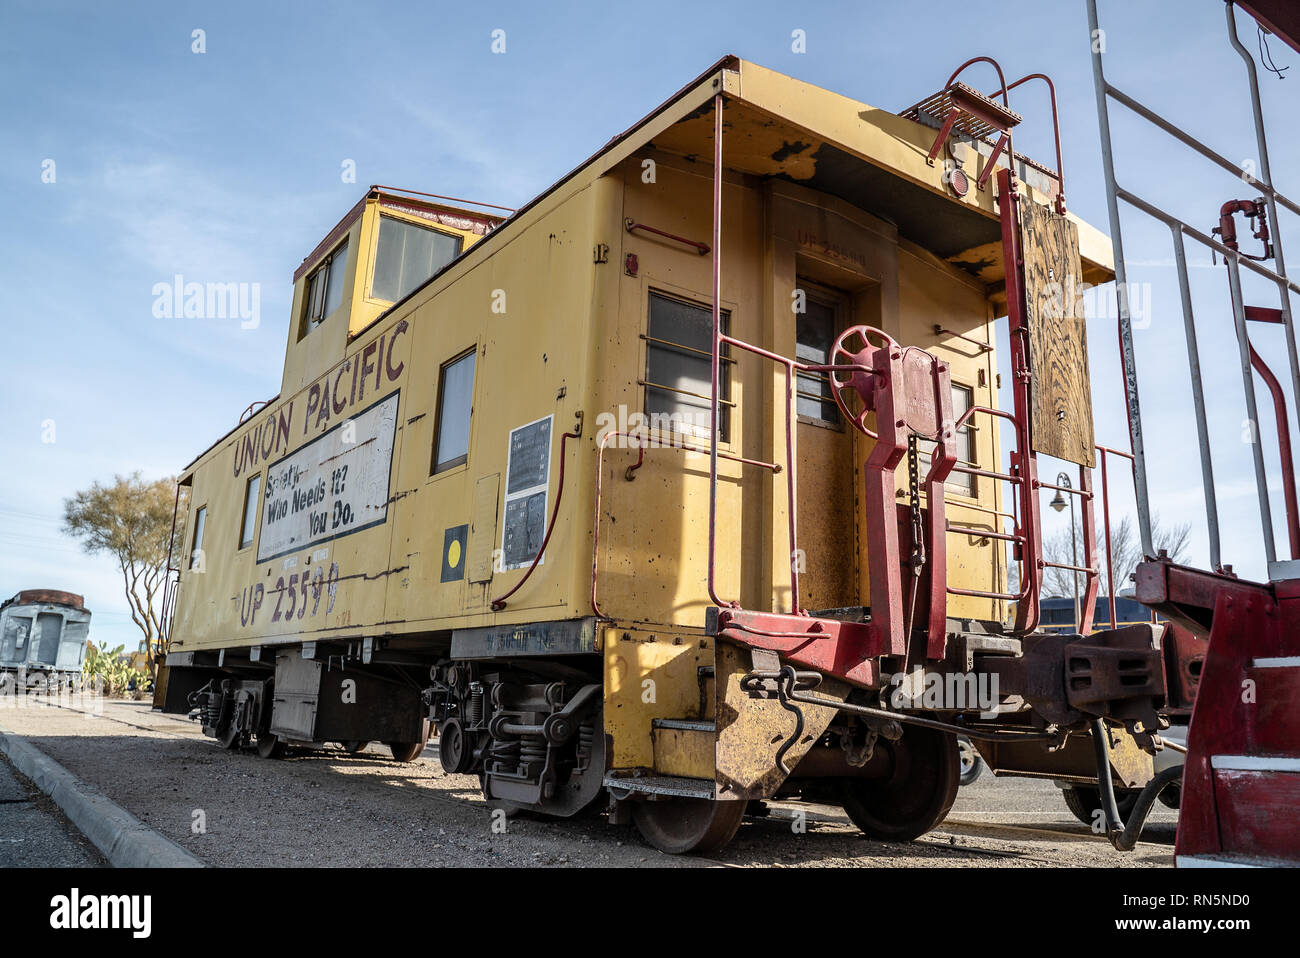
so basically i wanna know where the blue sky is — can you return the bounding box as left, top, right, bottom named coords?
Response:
left=1, top=0, right=1295, bottom=649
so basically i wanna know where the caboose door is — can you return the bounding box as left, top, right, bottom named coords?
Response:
left=794, top=282, right=858, bottom=611
left=35, top=612, right=62, bottom=666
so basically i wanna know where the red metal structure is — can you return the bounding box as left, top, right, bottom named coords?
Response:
left=1089, top=0, right=1300, bottom=865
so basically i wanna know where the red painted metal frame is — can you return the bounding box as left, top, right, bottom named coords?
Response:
left=1096, top=443, right=1136, bottom=633
left=921, top=59, right=1068, bottom=215
left=997, top=167, right=1044, bottom=635
left=990, top=73, right=1068, bottom=214
left=703, top=93, right=876, bottom=616
left=934, top=324, right=994, bottom=353
left=1234, top=299, right=1300, bottom=558
left=714, top=607, right=881, bottom=689
left=1146, top=561, right=1300, bottom=864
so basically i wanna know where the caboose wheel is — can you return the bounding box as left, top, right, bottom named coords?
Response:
left=388, top=740, right=426, bottom=762
left=340, top=740, right=369, bottom=754
left=631, top=797, right=746, bottom=855
left=216, top=723, right=240, bottom=750
left=256, top=732, right=287, bottom=759
left=840, top=725, right=959, bottom=842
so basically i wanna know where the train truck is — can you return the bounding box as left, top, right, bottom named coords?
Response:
left=156, top=55, right=1178, bottom=854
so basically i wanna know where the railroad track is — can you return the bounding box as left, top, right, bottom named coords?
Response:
left=19, top=697, right=1170, bottom=866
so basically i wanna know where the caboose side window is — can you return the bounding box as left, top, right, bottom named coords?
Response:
left=190, top=506, right=207, bottom=570
left=300, top=238, right=350, bottom=338
left=643, top=291, right=731, bottom=442
left=795, top=290, right=843, bottom=427
left=432, top=349, right=477, bottom=474
left=372, top=215, right=463, bottom=303
left=239, top=474, right=261, bottom=550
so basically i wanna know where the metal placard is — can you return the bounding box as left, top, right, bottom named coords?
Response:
left=500, top=415, right=552, bottom=571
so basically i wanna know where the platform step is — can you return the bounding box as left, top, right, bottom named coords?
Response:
left=1207, top=754, right=1300, bottom=862
left=650, top=717, right=716, bottom=779
left=652, top=718, right=715, bottom=732
left=603, top=773, right=715, bottom=800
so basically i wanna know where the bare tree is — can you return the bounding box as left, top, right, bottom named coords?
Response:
left=1041, top=512, right=1191, bottom=599
left=63, top=472, right=184, bottom=669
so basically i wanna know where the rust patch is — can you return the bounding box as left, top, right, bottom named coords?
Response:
left=771, top=140, right=811, bottom=162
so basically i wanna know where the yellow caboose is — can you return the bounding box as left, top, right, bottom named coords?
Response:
left=160, top=56, right=1166, bottom=854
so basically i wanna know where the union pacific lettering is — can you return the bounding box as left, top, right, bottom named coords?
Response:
left=232, top=405, right=294, bottom=479
left=230, top=319, right=408, bottom=478
left=302, top=318, right=408, bottom=437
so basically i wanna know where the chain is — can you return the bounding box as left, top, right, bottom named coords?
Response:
left=907, top=433, right=925, bottom=576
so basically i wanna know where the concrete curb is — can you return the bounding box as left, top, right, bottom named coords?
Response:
left=0, top=723, right=204, bottom=868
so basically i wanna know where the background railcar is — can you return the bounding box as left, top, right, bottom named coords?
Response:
left=0, top=589, right=90, bottom=691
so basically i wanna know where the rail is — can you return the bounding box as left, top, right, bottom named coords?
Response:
left=1088, top=0, right=1299, bottom=579
left=590, top=429, right=780, bottom=621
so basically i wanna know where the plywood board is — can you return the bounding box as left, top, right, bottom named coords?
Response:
left=1020, top=199, right=1096, bottom=468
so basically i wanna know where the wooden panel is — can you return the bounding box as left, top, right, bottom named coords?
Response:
left=1020, top=199, right=1095, bottom=468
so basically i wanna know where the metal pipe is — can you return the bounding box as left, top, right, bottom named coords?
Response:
left=1170, top=226, right=1224, bottom=572
left=783, top=362, right=801, bottom=613
left=1226, top=2, right=1300, bottom=445
left=934, top=325, right=994, bottom=353
left=946, top=525, right=1022, bottom=543
left=1037, top=480, right=1093, bottom=498
left=1248, top=341, right=1300, bottom=557
left=784, top=687, right=1057, bottom=743
left=989, top=73, right=1067, bottom=213
left=624, top=219, right=710, bottom=255
left=945, top=56, right=1011, bottom=107
left=1044, top=559, right=1095, bottom=576
left=1116, top=186, right=1300, bottom=295
left=1099, top=448, right=1118, bottom=629
left=1227, top=254, right=1278, bottom=565
left=707, top=91, right=728, bottom=610
left=1088, top=0, right=1156, bottom=558
left=951, top=464, right=1022, bottom=484
left=370, top=184, right=516, bottom=213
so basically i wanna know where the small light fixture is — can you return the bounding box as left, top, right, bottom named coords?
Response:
left=1049, top=490, right=1067, bottom=513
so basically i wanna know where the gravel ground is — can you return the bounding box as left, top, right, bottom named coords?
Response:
left=0, top=749, right=106, bottom=867
left=0, top=694, right=1175, bottom=867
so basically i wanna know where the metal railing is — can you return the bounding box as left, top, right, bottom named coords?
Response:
left=1087, top=0, right=1299, bottom=580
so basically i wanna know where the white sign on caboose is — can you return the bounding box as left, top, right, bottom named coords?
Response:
left=257, top=390, right=400, bottom=562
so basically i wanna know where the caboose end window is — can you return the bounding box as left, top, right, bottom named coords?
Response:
left=642, top=291, right=731, bottom=443
left=372, top=216, right=463, bottom=303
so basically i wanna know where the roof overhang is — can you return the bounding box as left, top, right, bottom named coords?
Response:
left=639, top=59, right=1113, bottom=291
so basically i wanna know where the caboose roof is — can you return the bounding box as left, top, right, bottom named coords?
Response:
left=347, top=54, right=1112, bottom=345
left=184, top=55, right=1114, bottom=475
